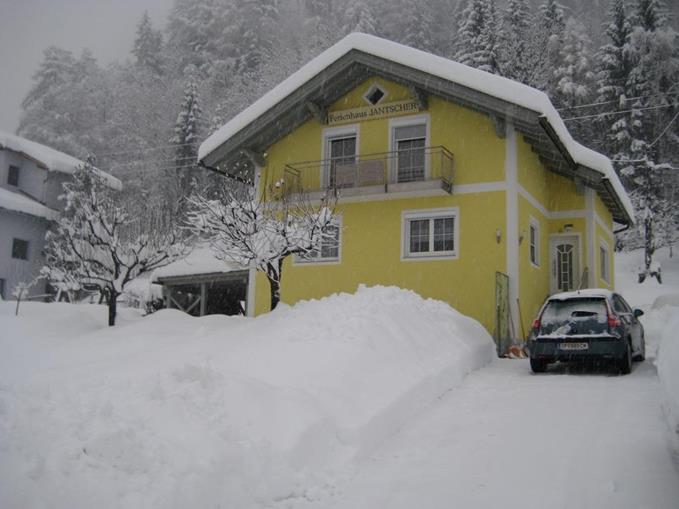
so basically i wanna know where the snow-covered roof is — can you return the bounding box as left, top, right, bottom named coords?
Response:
left=199, top=32, right=633, bottom=223
left=0, top=131, right=122, bottom=191
left=152, top=246, right=247, bottom=282
left=549, top=289, right=615, bottom=301
left=0, top=187, right=59, bottom=220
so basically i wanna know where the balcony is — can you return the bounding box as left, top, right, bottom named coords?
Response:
left=282, top=146, right=454, bottom=200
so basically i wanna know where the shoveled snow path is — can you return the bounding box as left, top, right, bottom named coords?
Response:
left=311, top=359, right=679, bottom=509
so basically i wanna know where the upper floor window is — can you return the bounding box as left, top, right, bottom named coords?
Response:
left=391, top=116, right=429, bottom=184
left=363, top=84, right=387, bottom=106
left=295, top=219, right=342, bottom=264
left=529, top=216, right=540, bottom=267
left=12, top=238, right=29, bottom=260
left=403, top=208, right=458, bottom=259
left=7, top=165, right=20, bottom=186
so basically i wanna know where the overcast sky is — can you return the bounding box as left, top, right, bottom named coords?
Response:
left=0, top=0, right=173, bottom=133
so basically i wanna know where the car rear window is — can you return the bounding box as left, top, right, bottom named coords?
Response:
left=541, top=298, right=608, bottom=325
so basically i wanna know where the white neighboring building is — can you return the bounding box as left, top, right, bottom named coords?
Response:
left=0, top=132, right=121, bottom=300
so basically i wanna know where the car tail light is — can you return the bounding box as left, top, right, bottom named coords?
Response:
left=532, top=318, right=541, bottom=331
left=607, top=314, right=620, bottom=328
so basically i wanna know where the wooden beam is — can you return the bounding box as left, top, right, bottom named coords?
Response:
left=491, top=115, right=506, bottom=138
left=305, top=101, right=327, bottom=124
left=409, top=85, right=428, bottom=110
left=241, top=148, right=266, bottom=168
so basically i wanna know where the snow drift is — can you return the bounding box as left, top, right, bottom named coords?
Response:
left=0, top=285, right=494, bottom=508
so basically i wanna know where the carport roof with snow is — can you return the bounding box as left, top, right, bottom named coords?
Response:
left=199, top=32, right=634, bottom=226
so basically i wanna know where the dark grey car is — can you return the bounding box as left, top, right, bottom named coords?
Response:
left=527, top=290, right=645, bottom=374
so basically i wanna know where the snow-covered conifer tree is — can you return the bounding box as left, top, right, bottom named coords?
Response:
left=42, top=163, right=189, bottom=326
left=187, top=182, right=337, bottom=311
left=169, top=72, right=203, bottom=205
left=553, top=18, right=595, bottom=110
left=342, top=0, right=378, bottom=35
left=455, top=0, right=502, bottom=75
left=132, top=11, right=164, bottom=75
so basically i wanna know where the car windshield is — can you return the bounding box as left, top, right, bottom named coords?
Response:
left=542, top=298, right=608, bottom=323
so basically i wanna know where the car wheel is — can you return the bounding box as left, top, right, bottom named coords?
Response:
left=530, top=358, right=547, bottom=373
left=619, top=341, right=632, bottom=375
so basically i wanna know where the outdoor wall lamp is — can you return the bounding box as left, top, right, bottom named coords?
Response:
left=563, top=223, right=573, bottom=232
left=496, top=228, right=502, bottom=243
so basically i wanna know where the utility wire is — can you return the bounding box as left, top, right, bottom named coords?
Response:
left=95, top=141, right=200, bottom=158
left=556, top=92, right=679, bottom=111
left=562, top=103, right=679, bottom=121
left=648, top=109, right=679, bottom=148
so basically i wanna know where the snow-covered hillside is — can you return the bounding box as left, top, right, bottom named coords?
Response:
left=0, top=286, right=494, bottom=508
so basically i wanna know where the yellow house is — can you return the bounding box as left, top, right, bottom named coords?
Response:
left=197, top=34, right=634, bottom=349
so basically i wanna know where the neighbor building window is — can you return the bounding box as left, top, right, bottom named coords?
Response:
left=403, top=208, right=458, bottom=259
left=11, top=238, right=29, bottom=260
left=295, top=220, right=341, bottom=264
left=529, top=217, right=540, bottom=266
left=0, top=278, right=5, bottom=299
left=7, top=165, right=20, bottom=186
left=600, top=241, right=610, bottom=284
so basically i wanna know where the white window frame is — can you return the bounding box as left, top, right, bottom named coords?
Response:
left=293, top=216, right=342, bottom=266
left=529, top=215, right=540, bottom=267
left=321, top=125, right=359, bottom=188
left=388, top=114, right=431, bottom=183
left=402, top=207, right=459, bottom=261
left=599, top=238, right=610, bottom=284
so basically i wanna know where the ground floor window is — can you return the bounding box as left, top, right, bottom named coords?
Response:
left=599, top=239, right=610, bottom=284
left=295, top=218, right=342, bottom=264
left=11, top=238, right=29, bottom=260
left=529, top=216, right=540, bottom=267
left=403, top=208, right=458, bottom=259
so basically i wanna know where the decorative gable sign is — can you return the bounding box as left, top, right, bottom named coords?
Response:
left=327, top=99, right=421, bottom=125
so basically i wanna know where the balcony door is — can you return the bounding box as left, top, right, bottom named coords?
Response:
left=327, top=134, right=357, bottom=188
left=390, top=116, right=429, bottom=184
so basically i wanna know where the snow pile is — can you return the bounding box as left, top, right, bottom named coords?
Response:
left=0, top=285, right=494, bottom=508
left=656, top=308, right=679, bottom=440
left=0, top=186, right=59, bottom=220
left=152, top=245, right=245, bottom=281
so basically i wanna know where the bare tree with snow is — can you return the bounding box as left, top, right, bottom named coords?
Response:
left=42, top=162, right=190, bottom=326
left=187, top=180, right=337, bottom=311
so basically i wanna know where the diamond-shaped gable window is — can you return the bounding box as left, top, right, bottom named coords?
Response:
left=364, top=85, right=386, bottom=106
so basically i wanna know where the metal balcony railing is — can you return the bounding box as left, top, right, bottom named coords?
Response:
left=282, top=145, right=454, bottom=196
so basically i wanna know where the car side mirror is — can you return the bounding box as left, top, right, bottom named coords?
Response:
left=633, top=308, right=644, bottom=318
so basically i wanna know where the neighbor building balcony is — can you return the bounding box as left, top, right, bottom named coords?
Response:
left=281, top=145, right=454, bottom=200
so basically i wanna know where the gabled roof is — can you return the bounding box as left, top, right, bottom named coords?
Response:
left=0, top=131, right=122, bottom=190
left=0, top=187, right=59, bottom=220
left=199, top=33, right=634, bottom=225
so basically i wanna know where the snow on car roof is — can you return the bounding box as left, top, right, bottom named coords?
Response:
left=0, top=131, right=122, bottom=190
left=0, top=187, right=59, bottom=220
left=549, top=289, right=615, bottom=301
left=199, top=32, right=633, bottom=222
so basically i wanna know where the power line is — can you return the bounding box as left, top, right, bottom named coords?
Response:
left=95, top=141, right=200, bottom=158
left=556, top=92, right=679, bottom=112
left=562, top=103, right=679, bottom=121
left=649, top=109, right=679, bottom=148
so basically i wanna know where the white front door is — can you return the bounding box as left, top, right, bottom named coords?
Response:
left=550, top=235, right=580, bottom=293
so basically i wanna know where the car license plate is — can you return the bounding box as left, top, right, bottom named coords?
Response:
left=559, top=342, right=589, bottom=351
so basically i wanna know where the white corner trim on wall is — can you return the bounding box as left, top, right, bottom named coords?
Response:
left=505, top=121, right=520, bottom=336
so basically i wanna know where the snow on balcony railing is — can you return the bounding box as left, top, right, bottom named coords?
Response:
left=282, top=146, right=454, bottom=196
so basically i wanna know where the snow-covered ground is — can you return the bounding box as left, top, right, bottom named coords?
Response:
left=1, top=251, right=678, bottom=508
left=0, top=286, right=494, bottom=508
